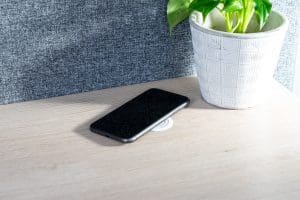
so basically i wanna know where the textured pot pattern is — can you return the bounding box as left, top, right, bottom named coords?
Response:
left=190, top=11, right=288, bottom=109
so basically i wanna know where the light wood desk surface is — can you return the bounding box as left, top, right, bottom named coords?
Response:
left=1, top=77, right=300, bottom=200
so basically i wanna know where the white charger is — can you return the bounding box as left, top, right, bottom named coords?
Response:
left=151, top=118, right=173, bottom=132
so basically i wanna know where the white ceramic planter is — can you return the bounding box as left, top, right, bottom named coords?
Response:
left=190, top=10, right=288, bottom=109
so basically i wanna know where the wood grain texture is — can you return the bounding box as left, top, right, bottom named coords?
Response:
left=1, top=76, right=300, bottom=200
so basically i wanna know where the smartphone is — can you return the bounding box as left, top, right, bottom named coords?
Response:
left=90, top=88, right=190, bottom=143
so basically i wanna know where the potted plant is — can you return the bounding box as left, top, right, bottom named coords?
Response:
left=167, top=0, right=288, bottom=109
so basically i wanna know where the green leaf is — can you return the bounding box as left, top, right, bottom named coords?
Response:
left=223, top=0, right=243, bottom=12
left=167, top=0, right=192, bottom=32
left=189, top=0, right=220, bottom=21
left=254, top=0, right=272, bottom=30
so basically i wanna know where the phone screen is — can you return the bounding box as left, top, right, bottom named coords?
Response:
left=90, top=88, right=189, bottom=142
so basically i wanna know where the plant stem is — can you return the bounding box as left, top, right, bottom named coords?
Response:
left=225, top=13, right=233, bottom=32
left=242, top=0, right=255, bottom=32
left=237, top=9, right=244, bottom=33
left=236, top=0, right=255, bottom=33
left=221, top=0, right=256, bottom=33
left=232, top=13, right=241, bottom=32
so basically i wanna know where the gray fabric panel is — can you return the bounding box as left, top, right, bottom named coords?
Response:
left=273, top=0, right=299, bottom=90
left=0, top=0, right=194, bottom=104
left=0, top=0, right=298, bottom=104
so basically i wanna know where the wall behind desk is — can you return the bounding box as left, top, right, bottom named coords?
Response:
left=0, top=0, right=298, bottom=104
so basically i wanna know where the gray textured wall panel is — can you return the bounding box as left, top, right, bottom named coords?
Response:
left=0, top=0, right=298, bottom=104
left=273, top=0, right=299, bottom=90
left=0, top=0, right=194, bottom=104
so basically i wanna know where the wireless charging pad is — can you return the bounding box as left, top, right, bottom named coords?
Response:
left=152, top=118, right=173, bottom=132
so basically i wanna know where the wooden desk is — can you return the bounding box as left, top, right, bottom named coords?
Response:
left=1, top=77, right=300, bottom=200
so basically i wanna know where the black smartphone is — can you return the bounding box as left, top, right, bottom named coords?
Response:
left=90, top=88, right=190, bottom=143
